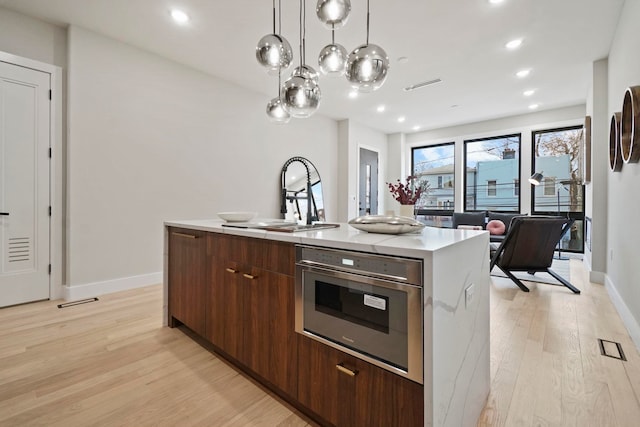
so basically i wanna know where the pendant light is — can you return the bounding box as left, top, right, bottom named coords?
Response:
left=345, top=0, right=389, bottom=92
left=318, top=25, right=348, bottom=76
left=281, top=0, right=321, bottom=118
left=266, top=68, right=291, bottom=123
left=256, top=0, right=293, bottom=73
left=265, top=0, right=291, bottom=123
left=316, top=0, right=351, bottom=29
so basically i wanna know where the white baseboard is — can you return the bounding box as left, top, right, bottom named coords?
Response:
left=63, top=272, right=163, bottom=301
left=604, top=275, right=640, bottom=352
left=582, top=257, right=605, bottom=284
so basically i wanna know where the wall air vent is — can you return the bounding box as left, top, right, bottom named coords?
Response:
left=403, top=78, right=443, bottom=92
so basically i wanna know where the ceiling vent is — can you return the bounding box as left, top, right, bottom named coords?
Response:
left=403, top=78, right=442, bottom=92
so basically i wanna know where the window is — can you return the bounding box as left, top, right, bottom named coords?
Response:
left=412, top=142, right=455, bottom=227
left=532, top=126, right=585, bottom=253
left=487, top=180, right=497, bottom=196
left=464, top=134, right=521, bottom=212
left=543, top=177, right=556, bottom=196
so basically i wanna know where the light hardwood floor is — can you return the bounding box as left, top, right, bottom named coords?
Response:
left=1, top=260, right=639, bottom=426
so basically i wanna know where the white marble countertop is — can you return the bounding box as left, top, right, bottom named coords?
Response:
left=164, top=218, right=488, bottom=258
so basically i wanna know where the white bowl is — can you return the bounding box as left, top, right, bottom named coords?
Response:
left=217, top=211, right=258, bottom=222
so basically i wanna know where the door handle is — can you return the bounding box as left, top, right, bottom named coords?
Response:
left=0, top=212, right=8, bottom=216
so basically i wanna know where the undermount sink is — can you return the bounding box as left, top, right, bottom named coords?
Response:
left=258, top=223, right=340, bottom=233
left=221, top=221, right=340, bottom=232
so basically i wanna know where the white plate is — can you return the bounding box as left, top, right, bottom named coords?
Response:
left=217, top=211, right=258, bottom=222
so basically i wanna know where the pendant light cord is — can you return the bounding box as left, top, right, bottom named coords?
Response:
left=272, top=0, right=276, bottom=34
left=332, top=23, right=335, bottom=44
left=278, top=0, right=282, bottom=34
left=366, top=0, right=370, bottom=45
left=299, top=0, right=303, bottom=68
left=302, top=0, right=307, bottom=66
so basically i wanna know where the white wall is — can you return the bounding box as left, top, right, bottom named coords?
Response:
left=0, top=7, right=66, bottom=68
left=66, top=26, right=338, bottom=293
left=405, top=105, right=585, bottom=214
left=605, top=0, right=640, bottom=348
left=336, top=119, right=388, bottom=221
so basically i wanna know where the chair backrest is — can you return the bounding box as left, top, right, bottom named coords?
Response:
left=452, top=211, right=486, bottom=229
left=493, top=216, right=574, bottom=270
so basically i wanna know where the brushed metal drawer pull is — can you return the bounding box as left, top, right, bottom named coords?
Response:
left=226, top=268, right=238, bottom=274
left=243, top=273, right=256, bottom=280
left=172, top=232, right=197, bottom=239
left=336, top=363, right=358, bottom=377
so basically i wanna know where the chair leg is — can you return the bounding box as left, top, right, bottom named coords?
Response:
left=499, top=267, right=530, bottom=292
left=547, top=268, right=580, bottom=294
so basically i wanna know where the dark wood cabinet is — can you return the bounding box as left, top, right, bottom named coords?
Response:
left=167, top=227, right=208, bottom=337
left=207, top=234, right=298, bottom=397
left=297, top=335, right=424, bottom=427
left=167, top=229, right=424, bottom=425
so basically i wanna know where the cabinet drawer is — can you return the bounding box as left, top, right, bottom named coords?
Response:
left=208, top=233, right=295, bottom=276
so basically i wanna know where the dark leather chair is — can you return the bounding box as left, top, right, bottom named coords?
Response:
left=489, top=216, right=579, bottom=294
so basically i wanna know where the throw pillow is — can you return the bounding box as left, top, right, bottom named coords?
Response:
left=487, top=219, right=506, bottom=235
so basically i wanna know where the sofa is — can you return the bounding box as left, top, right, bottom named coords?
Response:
left=452, top=210, right=523, bottom=242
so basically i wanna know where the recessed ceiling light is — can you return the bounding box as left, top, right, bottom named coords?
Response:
left=516, top=69, right=531, bottom=78
left=170, top=9, right=190, bottom=24
left=505, top=38, right=523, bottom=50
left=377, top=105, right=386, bottom=113
left=528, top=103, right=539, bottom=110
left=412, top=125, right=421, bottom=131
left=348, top=90, right=358, bottom=99
left=397, top=116, right=406, bottom=123
left=523, top=89, right=536, bottom=97
left=488, top=0, right=505, bottom=4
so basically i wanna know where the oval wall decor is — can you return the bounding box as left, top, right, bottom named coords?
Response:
left=610, top=112, right=623, bottom=172
left=621, top=85, right=640, bottom=163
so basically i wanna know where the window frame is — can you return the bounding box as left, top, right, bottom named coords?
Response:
left=411, top=142, right=456, bottom=217
left=531, top=125, right=586, bottom=253
left=463, top=133, right=522, bottom=213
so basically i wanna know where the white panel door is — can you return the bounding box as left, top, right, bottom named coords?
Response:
left=0, top=61, right=50, bottom=307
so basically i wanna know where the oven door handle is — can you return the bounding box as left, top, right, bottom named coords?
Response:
left=297, top=264, right=422, bottom=290
left=296, top=259, right=416, bottom=286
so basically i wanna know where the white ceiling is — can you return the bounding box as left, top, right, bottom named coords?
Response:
left=0, top=0, right=625, bottom=134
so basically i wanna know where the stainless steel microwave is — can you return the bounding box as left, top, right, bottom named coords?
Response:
left=295, top=245, right=424, bottom=384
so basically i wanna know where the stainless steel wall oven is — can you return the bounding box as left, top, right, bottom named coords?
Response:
left=295, top=245, right=423, bottom=384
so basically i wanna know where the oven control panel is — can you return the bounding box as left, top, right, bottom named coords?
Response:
left=296, top=245, right=422, bottom=286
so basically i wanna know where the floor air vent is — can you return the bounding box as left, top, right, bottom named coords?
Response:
left=598, top=338, right=627, bottom=361
left=57, top=297, right=99, bottom=308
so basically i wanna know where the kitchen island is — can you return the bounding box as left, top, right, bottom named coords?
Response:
left=163, top=219, right=490, bottom=427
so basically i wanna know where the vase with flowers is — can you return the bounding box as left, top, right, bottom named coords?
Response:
left=387, top=175, right=427, bottom=218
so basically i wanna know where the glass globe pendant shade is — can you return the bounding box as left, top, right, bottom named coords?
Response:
left=345, top=43, right=390, bottom=92
left=318, top=43, right=348, bottom=76
left=256, top=34, right=293, bottom=72
left=316, top=0, right=351, bottom=29
left=291, top=64, right=320, bottom=84
left=281, top=73, right=321, bottom=118
left=266, top=97, right=291, bottom=124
